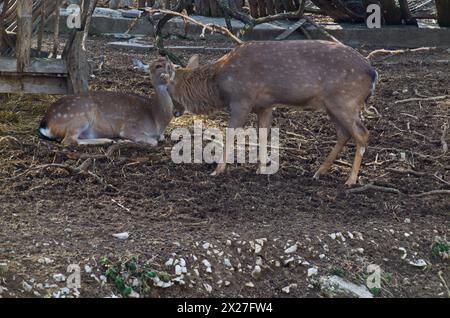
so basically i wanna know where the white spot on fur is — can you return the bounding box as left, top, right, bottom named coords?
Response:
left=39, top=127, right=53, bottom=138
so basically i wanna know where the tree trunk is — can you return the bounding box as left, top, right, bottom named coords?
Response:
left=436, top=0, right=450, bottom=27
left=380, top=0, right=402, bottom=24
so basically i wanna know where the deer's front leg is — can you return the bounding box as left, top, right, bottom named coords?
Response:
left=211, top=101, right=252, bottom=176
left=256, top=107, right=274, bottom=174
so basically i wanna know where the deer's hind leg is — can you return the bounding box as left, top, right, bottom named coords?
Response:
left=345, top=117, right=369, bottom=186
left=61, top=122, right=114, bottom=146
left=316, top=99, right=369, bottom=186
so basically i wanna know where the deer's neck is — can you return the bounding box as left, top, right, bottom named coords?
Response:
left=154, top=84, right=173, bottom=124
left=175, top=66, right=224, bottom=115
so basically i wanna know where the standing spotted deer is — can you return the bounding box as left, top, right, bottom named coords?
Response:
left=162, top=40, right=378, bottom=186
left=38, top=58, right=173, bottom=146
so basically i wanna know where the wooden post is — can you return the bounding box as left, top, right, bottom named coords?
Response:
left=248, top=0, right=259, bottom=17
left=67, top=31, right=89, bottom=94
left=266, top=0, right=276, bottom=15
left=52, top=0, right=62, bottom=58
left=257, top=0, right=267, bottom=17
left=37, top=0, right=48, bottom=54
left=16, top=0, right=33, bottom=73
left=436, top=0, right=450, bottom=27
left=0, top=0, right=10, bottom=52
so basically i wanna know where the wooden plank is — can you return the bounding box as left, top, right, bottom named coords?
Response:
left=275, top=18, right=305, bottom=40
left=16, top=0, right=33, bottom=72
left=0, top=75, right=69, bottom=95
left=0, top=57, right=68, bottom=74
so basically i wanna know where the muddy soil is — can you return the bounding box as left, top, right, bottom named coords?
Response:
left=0, top=35, right=449, bottom=298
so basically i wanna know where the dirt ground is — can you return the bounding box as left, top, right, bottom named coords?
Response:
left=0, top=35, right=449, bottom=298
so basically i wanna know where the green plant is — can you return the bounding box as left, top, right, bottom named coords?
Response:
left=431, top=240, right=449, bottom=260
left=330, top=267, right=346, bottom=278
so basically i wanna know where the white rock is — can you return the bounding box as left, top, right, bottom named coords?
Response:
left=319, top=275, right=373, bottom=298
left=38, top=257, right=54, bottom=264
left=165, top=258, right=174, bottom=266
left=22, top=281, right=33, bottom=292
left=255, top=257, right=263, bottom=266
left=404, top=218, right=411, bottom=223
left=203, top=283, right=212, bottom=293
left=282, top=283, right=297, bottom=294
left=408, top=259, right=427, bottom=268
left=84, top=265, right=92, bottom=273
left=224, top=281, right=231, bottom=286
left=132, top=278, right=140, bottom=287
left=175, top=265, right=183, bottom=275
left=112, top=232, right=129, bottom=240
left=245, top=282, right=255, bottom=288
left=53, top=274, right=66, bottom=282
left=254, top=244, right=263, bottom=254
left=352, top=248, right=364, bottom=254
left=60, top=287, right=70, bottom=295
left=284, top=257, right=295, bottom=265
left=129, top=291, right=140, bottom=298
left=202, top=259, right=211, bottom=268
left=179, top=258, right=186, bottom=267
left=329, top=233, right=337, bottom=240
left=251, top=265, right=262, bottom=278
left=99, top=275, right=107, bottom=283
left=307, top=267, right=318, bottom=277
left=223, top=258, right=232, bottom=268
left=319, top=254, right=326, bottom=259
left=404, top=233, right=410, bottom=237
left=226, top=240, right=232, bottom=246
left=202, top=242, right=210, bottom=249
left=284, top=244, right=298, bottom=254
left=347, top=232, right=354, bottom=239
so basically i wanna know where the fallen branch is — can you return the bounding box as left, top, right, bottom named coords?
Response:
left=33, top=159, right=117, bottom=191
left=147, top=8, right=243, bottom=45
left=410, top=190, right=450, bottom=197
left=394, top=95, right=449, bottom=104
left=346, top=183, right=402, bottom=194
left=366, top=47, right=437, bottom=60
left=385, top=167, right=426, bottom=177
left=441, top=122, right=448, bottom=154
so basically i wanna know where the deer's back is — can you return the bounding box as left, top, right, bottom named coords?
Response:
left=217, top=41, right=375, bottom=105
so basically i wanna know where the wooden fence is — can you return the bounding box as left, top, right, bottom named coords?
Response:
left=137, top=0, right=302, bottom=18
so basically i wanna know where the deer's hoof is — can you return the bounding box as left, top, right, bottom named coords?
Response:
left=344, top=178, right=358, bottom=187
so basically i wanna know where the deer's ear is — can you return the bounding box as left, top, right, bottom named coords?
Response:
left=165, top=57, right=177, bottom=81
left=186, top=54, right=200, bottom=69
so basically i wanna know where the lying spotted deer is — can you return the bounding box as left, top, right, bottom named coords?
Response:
left=38, top=58, right=173, bottom=146
left=162, top=40, right=378, bottom=186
